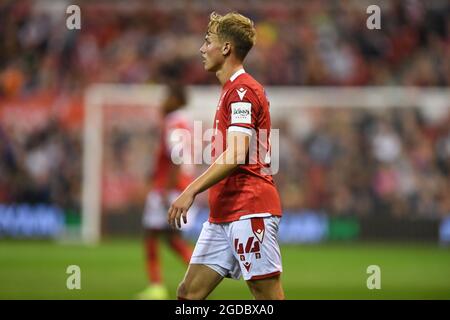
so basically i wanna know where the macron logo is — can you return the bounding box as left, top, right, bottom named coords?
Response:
left=254, top=229, right=264, bottom=243
left=237, top=88, right=247, bottom=101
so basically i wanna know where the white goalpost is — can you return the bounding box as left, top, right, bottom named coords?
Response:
left=82, top=85, right=450, bottom=244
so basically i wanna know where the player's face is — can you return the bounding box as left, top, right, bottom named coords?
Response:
left=200, top=33, right=224, bottom=72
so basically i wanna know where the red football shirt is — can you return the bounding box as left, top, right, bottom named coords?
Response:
left=208, top=69, right=282, bottom=223
left=152, top=110, right=193, bottom=191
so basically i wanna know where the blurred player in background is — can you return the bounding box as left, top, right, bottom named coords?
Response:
left=168, top=12, right=284, bottom=299
left=138, top=83, right=196, bottom=300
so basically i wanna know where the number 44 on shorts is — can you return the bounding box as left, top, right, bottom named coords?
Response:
left=234, top=237, right=262, bottom=261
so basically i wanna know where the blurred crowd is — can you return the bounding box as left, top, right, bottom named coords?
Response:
left=3, top=104, right=449, bottom=219
left=1, top=0, right=449, bottom=98
left=276, top=107, right=450, bottom=218
left=0, top=120, right=81, bottom=211
left=0, top=0, right=449, bottom=220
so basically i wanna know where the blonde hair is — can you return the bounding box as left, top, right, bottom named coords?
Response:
left=207, top=11, right=256, bottom=61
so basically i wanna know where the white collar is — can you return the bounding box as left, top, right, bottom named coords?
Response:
left=229, top=68, right=246, bottom=82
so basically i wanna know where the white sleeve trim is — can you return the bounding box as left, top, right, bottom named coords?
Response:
left=227, top=126, right=253, bottom=136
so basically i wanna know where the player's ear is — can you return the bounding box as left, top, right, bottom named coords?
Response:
left=222, top=42, right=231, bottom=56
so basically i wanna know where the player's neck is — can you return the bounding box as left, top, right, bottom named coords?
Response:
left=216, top=62, right=244, bottom=87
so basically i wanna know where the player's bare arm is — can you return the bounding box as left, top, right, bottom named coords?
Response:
left=168, top=131, right=250, bottom=228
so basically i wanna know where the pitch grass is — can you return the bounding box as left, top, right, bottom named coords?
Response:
left=0, top=239, right=449, bottom=299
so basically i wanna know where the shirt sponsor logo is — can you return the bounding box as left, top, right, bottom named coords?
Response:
left=231, top=102, right=251, bottom=124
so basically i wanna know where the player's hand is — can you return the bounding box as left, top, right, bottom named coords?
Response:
left=168, top=190, right=195, bottom=229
